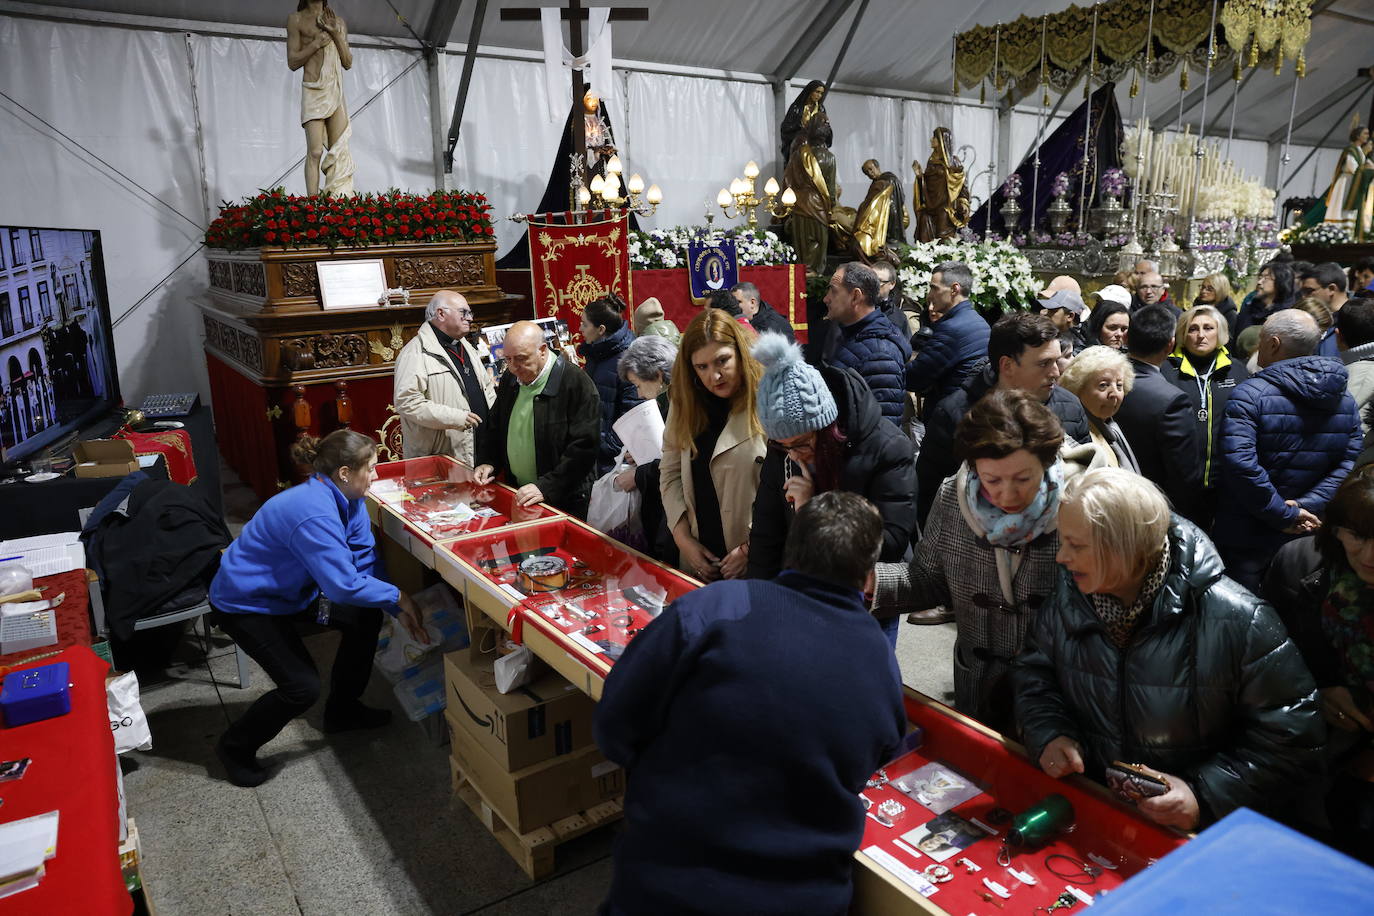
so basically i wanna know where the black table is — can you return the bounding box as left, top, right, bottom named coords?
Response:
left=0, top=405, right=222, bottom=539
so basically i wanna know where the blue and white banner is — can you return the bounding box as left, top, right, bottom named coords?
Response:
left=686, top=239, right=738, bottom=298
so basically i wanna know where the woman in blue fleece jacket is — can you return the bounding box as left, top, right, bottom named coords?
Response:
left=209, top=430, right=427, bottom=786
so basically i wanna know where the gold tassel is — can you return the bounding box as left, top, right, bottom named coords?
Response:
left=1296, top=51, right=1306, bottom=79
left=1233, top=58, right=1242, bottom=81
left=1180, top=67, right=1189, bottom=91
left=1247, top=39, right=1259, bottom=68
left=1130, top=72, right=1139, bottom=98
left=981, top=80, right=987, bottom=104
left=1274, top=51, right=1284, bottom=75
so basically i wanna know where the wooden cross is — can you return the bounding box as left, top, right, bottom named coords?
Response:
left=500, top=1, right=649, bottom=166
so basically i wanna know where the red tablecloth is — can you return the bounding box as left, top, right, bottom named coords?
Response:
left=0, top=647, right=131, bottom=915
left=113, top=427, right=197, bottom=486
left=0, top=570, right=94, bottom=671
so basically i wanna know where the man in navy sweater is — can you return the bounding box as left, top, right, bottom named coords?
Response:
left=595, top=491, right=906, bottom=916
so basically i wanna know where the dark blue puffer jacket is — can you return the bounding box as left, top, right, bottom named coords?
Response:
left=577, top=323, right=644, bottom=474
left=1214, top=355, right=1362, bottom=550
left=904, top=300, right=990, bottom=418
left=827, top=309, right=911, bottom=425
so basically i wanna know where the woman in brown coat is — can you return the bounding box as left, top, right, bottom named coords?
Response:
left=659, top=309, right=766, bottom=582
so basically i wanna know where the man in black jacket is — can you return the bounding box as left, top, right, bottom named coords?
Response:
left=474, top=321, right=601, bottom=518
left=1114, top=304, right=1203, bottom=522
left=915, top=313, right=1090, bottom=529
left=732, top=281, right=795, bottom=341
left=595, top=492, right=905, bottom=916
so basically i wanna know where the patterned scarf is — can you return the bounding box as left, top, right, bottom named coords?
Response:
left=962, top=459, right=1064, bottom=549
left=1320, top=564, right=1374, bottom=692
left=1090, top=540, right=1170, bottom=647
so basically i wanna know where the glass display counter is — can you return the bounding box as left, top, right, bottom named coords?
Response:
left=851, top=689, right=1188, bottom=915
left=436, top=517, right=699, bottom=698
left=367, top=455, right=560, bottom=566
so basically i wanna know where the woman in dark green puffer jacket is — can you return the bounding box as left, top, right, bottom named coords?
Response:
left=1013, top=467, right=1325, bottom=830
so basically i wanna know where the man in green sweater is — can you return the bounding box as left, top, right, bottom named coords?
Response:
left=474, top=321, right=602, bottom=517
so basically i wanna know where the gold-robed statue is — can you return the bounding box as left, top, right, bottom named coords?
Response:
left=287, top=0, right=355, bottom=196
left=914, top=127, right=971, bottom=243
left=783, top=119, right=838, bottom=277
left=848, top=159, right=910, bottom=263
left=1321, top=122, right=1374, bottom=240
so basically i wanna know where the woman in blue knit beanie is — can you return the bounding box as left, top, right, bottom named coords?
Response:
left=748, top=332, right=917, bottom=647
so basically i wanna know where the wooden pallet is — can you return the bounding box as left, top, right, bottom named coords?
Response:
left=449, top=757, right=623, bottom=880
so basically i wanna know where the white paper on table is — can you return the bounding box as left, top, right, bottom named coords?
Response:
left=612, top=399, right=666, bottom=465
left=0, top=533, right=83, bottom=577
left=0, top=811, right=60, bottom=884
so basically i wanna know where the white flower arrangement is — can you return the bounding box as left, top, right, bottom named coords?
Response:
left=895, top=238, right=1039, bottom=311
left=629, top=226, right=796, bottom=270
left=1294, top=222, right=1354, bottom=247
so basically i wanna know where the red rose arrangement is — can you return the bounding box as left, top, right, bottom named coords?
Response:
left=205, top=187, right=495, bottom=251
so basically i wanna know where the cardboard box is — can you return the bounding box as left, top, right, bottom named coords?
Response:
left=448, top=712, right=623, bottom=833
left=73, top=439, right=140, bottom=478
left=444, top=650, right=595, bottom=771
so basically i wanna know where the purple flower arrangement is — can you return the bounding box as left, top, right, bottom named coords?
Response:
left=1050, top=172, right=1071, bottom=197
left=1001, top=173, right=1023, bottom=199
left=1099, top=168, right=1127, bottom=198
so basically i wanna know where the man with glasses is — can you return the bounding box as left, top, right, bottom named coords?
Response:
left=1131, top=270, right=1180, bottom=319
left=393, top=289, right=495, bottom=464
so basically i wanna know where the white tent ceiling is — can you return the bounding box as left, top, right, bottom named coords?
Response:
left=31, top=0, right=1374, bottom=147
left=3, top=0, right=1371, bottom=404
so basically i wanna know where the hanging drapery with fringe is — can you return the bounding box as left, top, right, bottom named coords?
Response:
left=954, top=0, right=1312, bottom=97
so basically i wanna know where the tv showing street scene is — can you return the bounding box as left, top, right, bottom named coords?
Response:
left=0, top=225, right=122, bottom=465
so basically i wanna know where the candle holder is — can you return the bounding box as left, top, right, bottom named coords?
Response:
left=582, top=154, right=663, bottom=217
left=717, top=161, right=795, bottom=229
left=1046, top=194, right=1072, bottom=234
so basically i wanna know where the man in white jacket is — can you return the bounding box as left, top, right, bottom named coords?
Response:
left=393, top=290, right=496, bottom=463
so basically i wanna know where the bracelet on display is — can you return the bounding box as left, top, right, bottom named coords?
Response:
left=922, top=864, right=953, bottom=884
left=1043, top=853, right=1101, bottom=885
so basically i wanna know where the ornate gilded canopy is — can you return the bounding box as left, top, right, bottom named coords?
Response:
left=954, top=0, right=1314, bottom=96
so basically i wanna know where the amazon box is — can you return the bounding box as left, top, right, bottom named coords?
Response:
left=448, top=711, right=623, bottom=833
left=72, top=439, right=140, bottom=478
left=444, top=650, right=595, bottom=771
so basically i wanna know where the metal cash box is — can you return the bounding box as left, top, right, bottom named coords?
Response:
left=0, top=662, right=72, bottom=727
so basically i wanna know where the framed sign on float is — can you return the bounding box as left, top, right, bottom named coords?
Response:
left=316, top=258, right=387, bottom=310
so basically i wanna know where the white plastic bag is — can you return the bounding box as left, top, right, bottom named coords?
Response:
left=587, top=459, right=642, bottom=540
left=494, top=646, right=535, bottom=694
left=107, top=672, right=152, bottom=753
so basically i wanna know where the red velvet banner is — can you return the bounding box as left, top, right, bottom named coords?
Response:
left=526, top=212, right=632, bottom=344
left=114, top=427, right=197, bottom=486
left=631, top=264, right=808, bottom=343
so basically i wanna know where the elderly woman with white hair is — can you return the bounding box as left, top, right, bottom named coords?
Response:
left=1057, top=345, right=1141, bottom=474
left=613, top=333, right=678, bottom=563
left=1013, top=468, right=1325, bottom=829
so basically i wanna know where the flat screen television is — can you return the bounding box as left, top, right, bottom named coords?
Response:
left=0, top=225, right=122, bottom=466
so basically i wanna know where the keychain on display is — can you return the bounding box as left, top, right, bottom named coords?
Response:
left=1034, top=890, right=1081, bottom=914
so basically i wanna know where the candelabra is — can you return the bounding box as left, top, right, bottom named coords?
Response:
left=716, top=160, right=795, bottom=229
left=578, top=154, right=662, bottom=217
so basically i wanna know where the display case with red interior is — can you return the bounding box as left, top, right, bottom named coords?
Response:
left=851, top=689, right=1188, bottom=915
left=366, top=455, right=560, bottom=566
left=436, top=517, right=699, bottom=698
